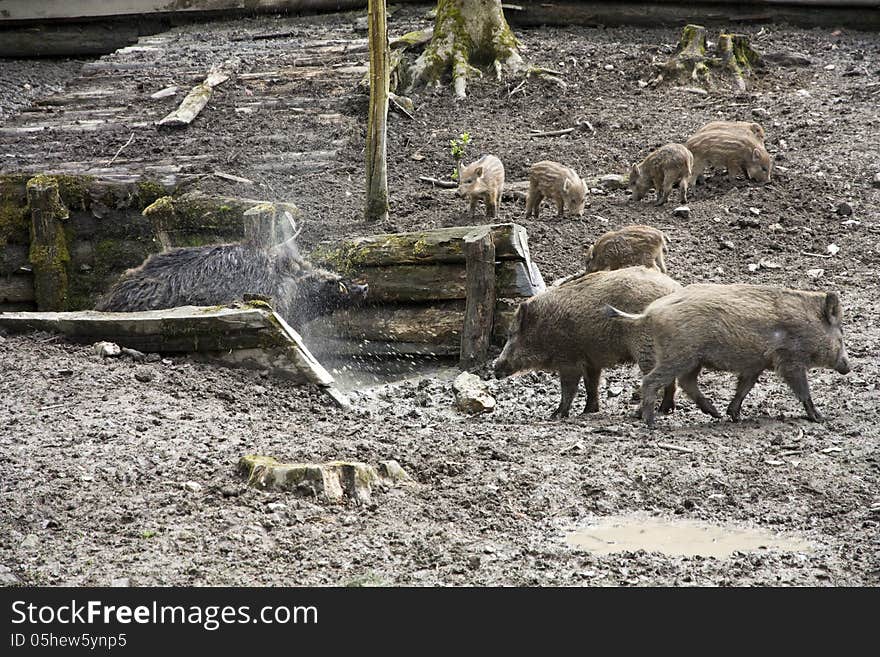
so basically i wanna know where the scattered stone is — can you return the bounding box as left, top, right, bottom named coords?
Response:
left=266, top=502, right=287, bottom=512
left=216, top=391, right=235, bottom=402
left=121, top=347, right=146, bottom=362
left=604, top=63, right=614, bottom=71
left=183, top=481, right=202, bottom=493
left=872, top=173, right=880, bottom=188
left=239, top=455, right=412, bottom=504
left=807, top=268, right=825, bottom=279
left=751, top=108, right=771, bottom=118
left=453, top=372, right=496, bottom=414
left=21, top=534, right=39, bottom=549
left=599, top=174, right=627, bottom=190
left=747, top=263, right=760, bottom=273
left=111, top=577, right=131, bottom=587
left=252, top=384, right=267, bottom=395
left=134, top=369, right=154, bottom=383
left=826, top=243, right=840, bottom=256
left=768, top=223, right=784, bottom=231
left=468, top=555, right=482, bottom=570
left=762, top=52, right=812, bottom=67
left=672, top=205, right=690, bottom=219
left=836, top=202, right=853, bottom=216
left=759, top=259, right=782, bottom=270
left=377, top=460, right=413, bottom=483
left=94, top=341, right=121, bottom=358
left=749, top=207, right=761, bottom=216
left=796, top=89, right=811, bottom=97
left=161, top=358, right=173, bottom=366
left=737, top=216, right=761, bottom=228
left=720, top=239, right=735, bottom=250
left=824, top=64, right=836, bottom=71
left=607, top=386, right=624, bottom=398
left=145, top=353, right=161, bottom=363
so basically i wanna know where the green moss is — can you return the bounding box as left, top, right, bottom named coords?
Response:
left=53, top=174, right=93, bottom=212
left=309, top=242, right=367, bottom=276
left=136, top=179, right=170, bottom=208
left=0, top=175, right=30, bottom=247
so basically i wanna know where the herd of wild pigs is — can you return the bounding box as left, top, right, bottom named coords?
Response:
left=490, top=120, right=849, bottom=427
left=96, top=114, right=849, bottom=429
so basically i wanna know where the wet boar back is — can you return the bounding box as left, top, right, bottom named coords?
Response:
left=583, top=225, right=669, bottom=274
left=695, top=120, right=766, bottom=144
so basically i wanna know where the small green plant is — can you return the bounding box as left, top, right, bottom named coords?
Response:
left=140, top=530, right=157, bottom=539
left=449, top=132, right=472, bottom=180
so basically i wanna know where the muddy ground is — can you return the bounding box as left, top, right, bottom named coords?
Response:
left=1, top=6, right=879, bottom=586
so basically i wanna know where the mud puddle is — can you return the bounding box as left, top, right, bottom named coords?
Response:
left=566, top=514, right=815, bottom=558
left=323, top=354, right=460, bottom=392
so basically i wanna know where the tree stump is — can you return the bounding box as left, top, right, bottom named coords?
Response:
left=654, top=24, right=765, bottom=92
left=365, top=0, right=390, bottom=222
left=459, top=227, right=496, bottom=368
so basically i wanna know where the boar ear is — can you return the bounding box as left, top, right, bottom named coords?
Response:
left=516, top=302, right=529, bottom=329
left=563, top=178, right=571, bottom=192
left=752, top=148, right=762, bottom=162
left=474, top=166, right=483, bottom=177
left=631, top=163, right=641, bottom=179
left=823, top=292, right=842, bottom=325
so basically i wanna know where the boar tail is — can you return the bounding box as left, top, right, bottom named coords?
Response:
left=604, top=304, right=645, bottom=321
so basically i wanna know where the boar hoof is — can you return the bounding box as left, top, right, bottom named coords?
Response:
left=659, top=401, right=676, bottom=415
left=549, top=409, right=569, bottom=421
left=581, top=402, right=600, bottom=414
left=805, top=410, right=825, bottom=423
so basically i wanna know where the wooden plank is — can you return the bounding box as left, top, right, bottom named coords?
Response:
left=348, top=260, right=542, bottom=303
left=0, top=304, right=348, bottom=407
left=459, top=227, right=496, bottom=368
left=0, top=244, right=30, bottom=276
left=156, top=61, right=237, bottom=128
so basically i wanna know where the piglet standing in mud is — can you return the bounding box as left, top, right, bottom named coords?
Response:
left=457, top=154, right=505, bottom=219
left=685, top=129, right=772, bottom=188
left=524, top=160, right=587, bottom=219
left=95, top=219, right=367, bottom=331
left=628, top=143, right=694, bottom=206
left=606, top=284, right=851, bottom=428
left=494, top=266, right=681, bottom=419
left=583, top=225, right=670, bottom=274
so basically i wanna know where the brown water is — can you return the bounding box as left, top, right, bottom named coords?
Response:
left=566, top=514, right=814, bottom=558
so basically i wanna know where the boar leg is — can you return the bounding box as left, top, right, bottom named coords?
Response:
left=655, top=251, right=668, bottom=274
left=678, top=176, right=689, bottom=204
left=550, top=368, right=582, bottom=420
left=656, top=173, right=675, bottom=206
left=777, top=364, right=824, bottom=422
left=556, top=197, right=565, bottom=218
left=726, top=371, right=762, bottom=421
left=469, top=198, right=478, bottom=219
left=581, top=365, right=602, bottom=414
left=485, top=196, right=497, bottom=219
left=678, top=366, right=722, bottom=418
left=641, top=365, right=680, bottom=428
left=527, top=191, right=543, bottom=219
left=659, top=381, right=677, bottom=414
left=688, top=158, right=705, bottom=188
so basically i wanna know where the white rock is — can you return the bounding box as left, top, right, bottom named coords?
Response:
left=183, top=481, right=202, bottom=493
left=807, top=268, right=825, bottom=279
left=453, top=372, right=496, bottom=414
left=826, top=243, right=840, bottom=256
left=796, top=89, right=811, bottom=97
left=599, top=174, right=627, bottom=190
left=673, top=206, right=690, bottom=219
left=747, top=263, right=760, bottom=273
left=824, top=64, right=836, bottom=71
left=21, top=534, right=39, bottom=549
left=604, top=64, right=615, bottom=71
left=267, top=502, right=287, bottom=512
left=749, top=207, right=761, bottom=216
left=150, top=86, right=178, bottom=99
left=94, top=341, right=121, bottom=358
left=759, top=259, right=782, bottom=270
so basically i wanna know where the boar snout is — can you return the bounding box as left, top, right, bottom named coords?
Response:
left=836, top=350, right=852, bottom=375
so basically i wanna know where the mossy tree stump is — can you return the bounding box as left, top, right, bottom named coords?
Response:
left=408, top=0, right=525, bottom=98
left=654, top=24, right=765, bottom=92
left=27, top=176, right=70, bottom=311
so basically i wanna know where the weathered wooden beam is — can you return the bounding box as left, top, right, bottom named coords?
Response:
left=364, top=0, right=390, bottom=222
left=26, top=176, right=70, bottom=311
left=460, top=227, right=496, bottom=369
left=0, top=244, right=30, bottom=276
left=313, top=223, right=531, bottom=267
left=350, top=259, right=542, bottom=304
left=0, top=304, right=349, bottom=408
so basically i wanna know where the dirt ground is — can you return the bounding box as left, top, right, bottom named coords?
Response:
left=1, top=6, right=879, bottom=586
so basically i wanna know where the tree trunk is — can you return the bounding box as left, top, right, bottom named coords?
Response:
left=409, top=0, right=524, bottom=98
left=365, top=0, right=390, bottom=221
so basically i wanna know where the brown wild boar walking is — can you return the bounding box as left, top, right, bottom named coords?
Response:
left=606, top=284, right=851, bottom=428
left=494, top=266, right=681, bottom=419
left=628, top=143, right=694, bottom=206
left=694, top=120, right=766, bottom=144
left=583, top=225, right=669, bottom=274
left=457, top=154, right=505, bottom=219
left=685, top=129, right=772, bottom=187
left=524, top=160, right=587, bottom=218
